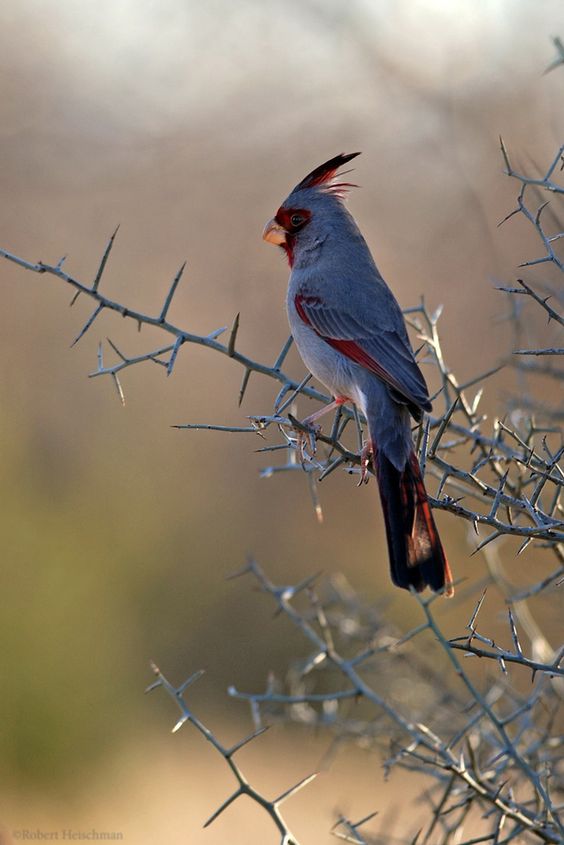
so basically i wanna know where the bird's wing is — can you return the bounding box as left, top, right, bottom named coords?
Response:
left=295, top=293, right=431, bottom=414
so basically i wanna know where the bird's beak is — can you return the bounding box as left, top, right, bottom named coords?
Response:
left=262, top=218, right=286, bottom=246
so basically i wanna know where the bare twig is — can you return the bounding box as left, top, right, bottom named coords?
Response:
left=146, top=661, right=313, bottom=844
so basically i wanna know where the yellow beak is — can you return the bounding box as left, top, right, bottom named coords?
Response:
left=262, top=218, right=286, bottom=246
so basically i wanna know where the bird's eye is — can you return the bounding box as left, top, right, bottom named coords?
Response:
left=290, top=214, right=304, bottom=227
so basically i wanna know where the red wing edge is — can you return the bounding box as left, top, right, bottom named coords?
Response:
left=295, top=294, right=414, bottom=404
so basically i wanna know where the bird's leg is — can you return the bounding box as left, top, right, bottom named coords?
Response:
left=357, top=439, right=374, bottom=486
left=293, top=396, right=348, bottom=460
left=302, top=396, right=348, bottom=427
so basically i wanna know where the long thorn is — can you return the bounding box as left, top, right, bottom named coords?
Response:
left=93, top=225, right=120, bottom=291
left=159, top=261, right=186, bottom=323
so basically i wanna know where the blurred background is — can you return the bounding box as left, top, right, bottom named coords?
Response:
left=0, top=0, right=562, bottom=841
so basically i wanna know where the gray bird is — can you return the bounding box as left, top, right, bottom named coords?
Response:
left=263, top=152, right=453, bottom=596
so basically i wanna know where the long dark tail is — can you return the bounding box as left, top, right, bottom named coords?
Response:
left=374, top=448, right=454, bottom=596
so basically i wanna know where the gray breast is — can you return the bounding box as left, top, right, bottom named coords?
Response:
left=286, top=294, right=357, bottom=400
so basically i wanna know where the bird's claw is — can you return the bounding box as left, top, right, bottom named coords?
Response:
left=357, top=441, right=373, bottom=486
left=287, top=413, right=321, bottom=462
left=297, top=423, right=321, bottom=462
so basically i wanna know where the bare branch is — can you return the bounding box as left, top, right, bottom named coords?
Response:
left=146, top=661, right=309, bottom=844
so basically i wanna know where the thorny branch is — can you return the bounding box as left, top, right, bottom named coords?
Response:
left=145, top=662, right=313, bottom=845
left=0, top=227, right=562, bottom=561
left=227, top=560, right=563, bottom=845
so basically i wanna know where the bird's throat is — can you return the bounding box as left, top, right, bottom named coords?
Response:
left=281, top=235, right=295, bottom=267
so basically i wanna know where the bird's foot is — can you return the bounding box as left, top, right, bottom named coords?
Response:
left=287, top=398, right=348, bottom=463
left=287, top=413, right=321, bottom=461
left=357, top=441, right=373, bottom=486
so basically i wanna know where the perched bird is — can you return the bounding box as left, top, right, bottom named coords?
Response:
left=262, top=153, right=453, bottom=596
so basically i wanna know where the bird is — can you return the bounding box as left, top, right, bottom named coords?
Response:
left=262, top=152, right=453, bottom=597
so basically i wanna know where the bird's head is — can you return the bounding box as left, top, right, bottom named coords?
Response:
left=262, top=152, right=361, bottom=267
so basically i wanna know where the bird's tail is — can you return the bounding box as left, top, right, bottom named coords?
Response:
left=373, top=446, right=454, bottom=596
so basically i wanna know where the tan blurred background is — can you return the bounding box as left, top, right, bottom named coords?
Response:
left=0, top=1, right=562, bottom=842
